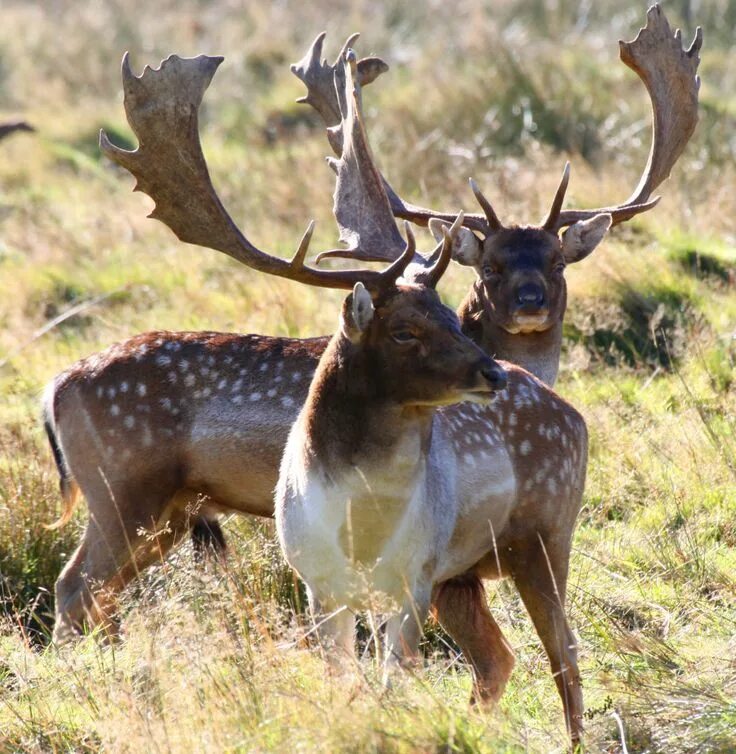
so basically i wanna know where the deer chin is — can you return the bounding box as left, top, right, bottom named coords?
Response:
left=503, top=313, right=551, bottom=335
left=404, top=388, right=498, bottom=409
left=461, top=390, right=499, bottom=405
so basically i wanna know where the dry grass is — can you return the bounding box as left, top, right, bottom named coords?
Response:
left=1, top=1, right=735, bottom=752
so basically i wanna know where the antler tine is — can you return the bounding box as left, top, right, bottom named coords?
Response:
left=101, top=52, right=411, bottom=292
left=378, top=222, right=417, bottom=288
left=424, top=211, right=463, bottom=288
left=291, top=31, right=389, bottom=155
left=469, top=178, right=503, bottom=233
left=541, top=162, right=571, bottom=231
left=554, top=4, right=701, bottom=231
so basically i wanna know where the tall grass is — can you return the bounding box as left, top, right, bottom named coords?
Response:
left=1, top=0, right=735, bottom=751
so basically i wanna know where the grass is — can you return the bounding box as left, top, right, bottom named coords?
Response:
left=1, top=0, right=736, bottom=751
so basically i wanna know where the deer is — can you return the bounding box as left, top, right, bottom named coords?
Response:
left=43, top=5, right=700, bottom=744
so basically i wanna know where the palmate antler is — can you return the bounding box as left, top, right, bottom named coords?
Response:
left=294, top=4, right=701, bottom=235
left=100, top=52, right=457, bottom=291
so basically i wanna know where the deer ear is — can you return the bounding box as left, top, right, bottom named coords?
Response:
left=342, top=282, right=375, bottom=340
left=429, top=219, right=482, bottom=267
left=560, top=213, right=612, bottom=263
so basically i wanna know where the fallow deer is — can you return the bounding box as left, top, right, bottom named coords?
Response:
left=44, top=6, right=700, bottom=744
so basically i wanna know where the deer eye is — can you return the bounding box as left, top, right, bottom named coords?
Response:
left=553, top=262, right=566, bottom=274
left=482, top=265, right=500, bottom=280
left=391, top=330, right=417, bottom=344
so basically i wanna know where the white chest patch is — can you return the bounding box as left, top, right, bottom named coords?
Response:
left=276, top=430, right=436, bottom=610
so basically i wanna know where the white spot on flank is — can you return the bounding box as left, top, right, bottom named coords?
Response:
left=250, top=392, right=261, bottom=401
left=274, top=375, right=283, bottom=384
left=179, top=359, right=189, bottom=372
left=267, top=388, right=277, bottom=398
left=232, top=395, right=242, bottom=405
left=520, top=440, right=532, bottom=456
left=168, top=372, right=177, bottom=384
left=463, top=453, right=476, bottom=467
left=156, top=355, right=171, bottom=367
left=202, top=387, right=212, bottom=397
left=120, top=381, right=128, bottom=393
left=259, top=363, right=268, bottom=372
left=160, top=397, right=172, bottom=411
left=184, top=374, right=195, bottom=387
left=231, top=379, right=243, bottom=393
left=281, top=396, right=294, bottom=408
left=107, top=387, right=116, bottom=399
left=124, top=415, right=135, bottom=429
left=110, top=405, right=120, bottom=416
left=96, top=386, right=103, bottom=398
left=137, top=383, right=147, bottom=397
left=509, top=412, right=517, bottom=426
left=547, top=478, right=558, bottom=495
left=292, top=371, right=302, bottom=382
left=217, top=379, right=228, bottom=390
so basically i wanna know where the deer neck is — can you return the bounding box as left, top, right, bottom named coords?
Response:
left=301, top=334, right=434, bottom=480
left=457, top=282, right=562, bottom=387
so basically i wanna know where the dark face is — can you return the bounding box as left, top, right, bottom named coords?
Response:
left=364, top=285, right=507, bottom=406
left=477, top=227, right=567, bottom=334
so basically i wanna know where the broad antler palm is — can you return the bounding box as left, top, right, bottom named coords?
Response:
left=293, top=4, right=701, bottom=236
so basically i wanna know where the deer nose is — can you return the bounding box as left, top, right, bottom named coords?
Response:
left=480, top=362, right=507, bottom=392
left=516, top=284, right=545, bottom=308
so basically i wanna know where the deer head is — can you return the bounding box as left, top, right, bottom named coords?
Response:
left=336, top=279, right=506, bottom=408
left=429, top=164, right=612, bottom=335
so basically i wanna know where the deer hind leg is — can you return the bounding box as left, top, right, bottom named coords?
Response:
left=509, top=536, right=583, bottom=746
left=53, top=478, right=187, bottom=644
left=306, top=588, right=356, bottom=670
left=191, top=516, right=227, bottom=560
left=432, top=574, right=515, bottom=705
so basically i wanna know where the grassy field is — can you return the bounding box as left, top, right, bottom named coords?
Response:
left=1, top=0, right=735, bottom=751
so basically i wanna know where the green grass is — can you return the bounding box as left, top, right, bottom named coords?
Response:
left=1, top=0, right=736, bottom=751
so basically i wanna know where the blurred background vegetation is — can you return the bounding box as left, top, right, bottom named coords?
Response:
left=0, top=1, right=734, bottom=752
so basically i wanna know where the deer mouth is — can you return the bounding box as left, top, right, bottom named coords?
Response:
left=505, top=312, right=551, bottom=334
